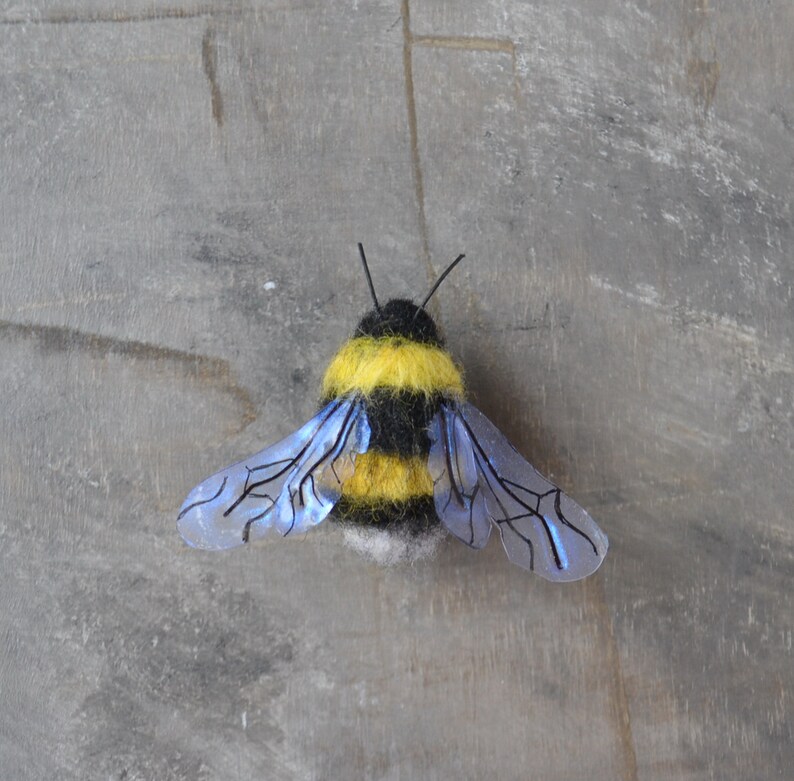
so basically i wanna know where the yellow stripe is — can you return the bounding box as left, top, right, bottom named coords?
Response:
left=342, top=452, right=433, bottom=502
left=321, top=336, right=464, bottom=398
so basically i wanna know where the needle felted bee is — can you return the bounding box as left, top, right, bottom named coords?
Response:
left=178, top=246, right=608, bottom=581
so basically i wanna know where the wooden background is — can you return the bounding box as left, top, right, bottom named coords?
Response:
left=1, top=1, right=792, bottom=779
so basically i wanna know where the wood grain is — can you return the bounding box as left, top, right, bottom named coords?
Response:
left=1, top=1, right=792, bottom=778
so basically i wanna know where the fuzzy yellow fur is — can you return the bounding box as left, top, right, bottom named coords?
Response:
left=321, top=336, right=464, bottom=398
left=342, top=452, right=433, bottom=502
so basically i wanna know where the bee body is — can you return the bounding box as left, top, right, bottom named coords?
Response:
left=320, top=299, right=463, bottom=528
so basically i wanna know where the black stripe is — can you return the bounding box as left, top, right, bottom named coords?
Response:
left=333, top=496, right=438, bottom=533
left=319, top=390, right=447, bottom=456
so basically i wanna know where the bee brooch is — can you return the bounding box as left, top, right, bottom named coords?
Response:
left=178, top=246, right=608, bottom=581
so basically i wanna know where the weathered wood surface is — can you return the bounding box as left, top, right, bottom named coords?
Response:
left=1, top=2, right=792, bottom=779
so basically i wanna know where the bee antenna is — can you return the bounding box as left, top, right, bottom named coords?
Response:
left=413, top=253, right=465, bottom=321
left=357, top=243, right=382, bottom=316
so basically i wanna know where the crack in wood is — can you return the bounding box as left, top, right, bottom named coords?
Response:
left=202, top=25, right=225, bottom=127
left=0, top=319, right=257, bottom=432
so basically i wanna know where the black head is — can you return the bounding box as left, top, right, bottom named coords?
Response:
left=354, top=243, right=464, bottom=347
left=355, top=298, right=442, bottom=345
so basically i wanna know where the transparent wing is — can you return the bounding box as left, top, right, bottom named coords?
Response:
left=427, top=407, right=492, bottom=549
left=177, top=396, right=370, bottom=550
left=429, top=402, right=608, bottom=581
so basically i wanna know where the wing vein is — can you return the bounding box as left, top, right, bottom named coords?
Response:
left=459, top=413, right=565, bottom=567
left=177, top=476, right=228, bottom=521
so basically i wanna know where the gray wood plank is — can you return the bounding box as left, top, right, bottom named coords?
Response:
left=1, top=1, right=792, bottom=779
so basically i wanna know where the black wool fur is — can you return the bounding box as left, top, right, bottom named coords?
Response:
left=334, top=496, right=438, bottom=534
left=363, top=390, right=442, bottom=455
left=354, top=298, right=443, bottom=345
